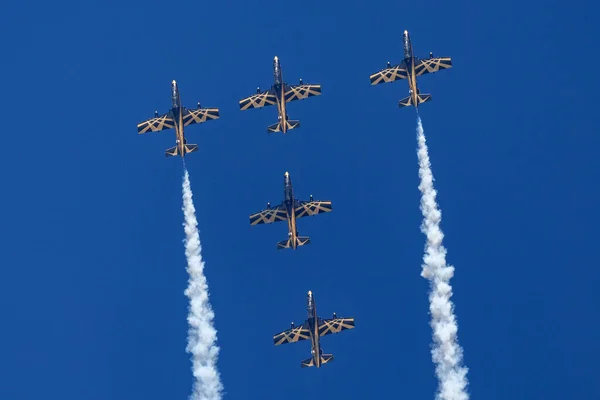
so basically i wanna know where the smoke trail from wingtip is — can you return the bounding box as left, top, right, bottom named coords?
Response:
left=182, top=168, right=223, bottom=400
left=416, top=116, right=469, bottom=400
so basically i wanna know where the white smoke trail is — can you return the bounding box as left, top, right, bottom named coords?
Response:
left=416, top=116, right=469, bottom=400
left=182, top=167, right=222, bottom=400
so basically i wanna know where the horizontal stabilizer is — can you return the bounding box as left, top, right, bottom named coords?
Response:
left=300, top=354, right=334, bottom=368
left=300, top=357, right=314, bottom=368
left=165, top=144, right=198, bottom=157
left=277, top=236, right=310, bottom=250
left=267, top=119, right=300, bottom=133
left=398, top=93, right=432, bottom=108
left=165, top=146, right=179, bottom=157
left=321, top=354, right=334, bottom=365
left=184, top=144, right=198, bottom=154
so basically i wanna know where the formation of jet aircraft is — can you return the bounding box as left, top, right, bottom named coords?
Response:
left=369, top=30, right=452, bottom=108
left=136, top=31, right=451, bottom=156
left=136, top=30, right=451, bottom=367
left=273, top=291, right=355, bottom=368
left=239, top=56, right=322, bottom=133
left=249, top=171, right=332, bottom=249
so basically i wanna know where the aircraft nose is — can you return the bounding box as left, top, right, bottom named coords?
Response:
left=308, top=290, right=312, bottom=296
left=274, top=56, right=279, bottom=61
left=172, top=79, right=176, bottom=85
left=404, top=30, right=408, bottom=36
left=284, top=171, right=289, bottom=177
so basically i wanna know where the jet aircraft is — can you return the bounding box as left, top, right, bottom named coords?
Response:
left=137, top=80, right=219, bottom=157
left=249, top=172, right=332, bottom=249
left=273, top=290, right=355, bottom=368
left=369, top=30, right=452, bottom=108
left=239, top=56, right=321, bottom=133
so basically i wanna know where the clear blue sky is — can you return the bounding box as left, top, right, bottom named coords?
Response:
left=1, top=0, right=599, bottom=399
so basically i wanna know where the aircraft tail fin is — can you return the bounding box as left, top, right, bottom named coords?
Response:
left=267, top=119, right=300, bottom=133
left=300, top=354, right=334, bottom=368
left=165, top=144, right=198, bottom=158
left=277, top=236, right=310, bottom=250
left=398, top=93, right=432, bottom=108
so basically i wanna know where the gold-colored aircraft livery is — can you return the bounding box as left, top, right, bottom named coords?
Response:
left=239, top=56, right=321, bottom=133
left=249, top=172, right=332, bottom=249
left=370, top=30, right=452, bottom=108
left=273, top=291, right=355, bottom=368
left=137, top=80, right=219, bottom=157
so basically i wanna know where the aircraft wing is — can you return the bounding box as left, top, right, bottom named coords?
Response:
left=294, top=200, right=332, bottom=219
left=182, top=108, right=220, bottom=127
left=369, top=63, right=408, bottom=85
left=318, top=317, right=355, bottom=337
left=284, top=84, right=322, bottom=103
left=273, top=324, right=311, bottom=346
left=239, top=88, right=278, bottom=110
left=415, top=57, right=452, bottom=76
left=137, top=112, right=175, bottom=134
left=249, top=203, right=288, bottom=225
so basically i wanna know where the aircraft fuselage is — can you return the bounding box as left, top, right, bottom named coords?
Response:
left=304, top=291, right=322, bottom=367
left=169, top=80, right=186, bottom=157
left=283, top=171, right=298, bottom=248
left=272, top=56, right=289, bottom=132
left=402, top=30, right=420, bottom=108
